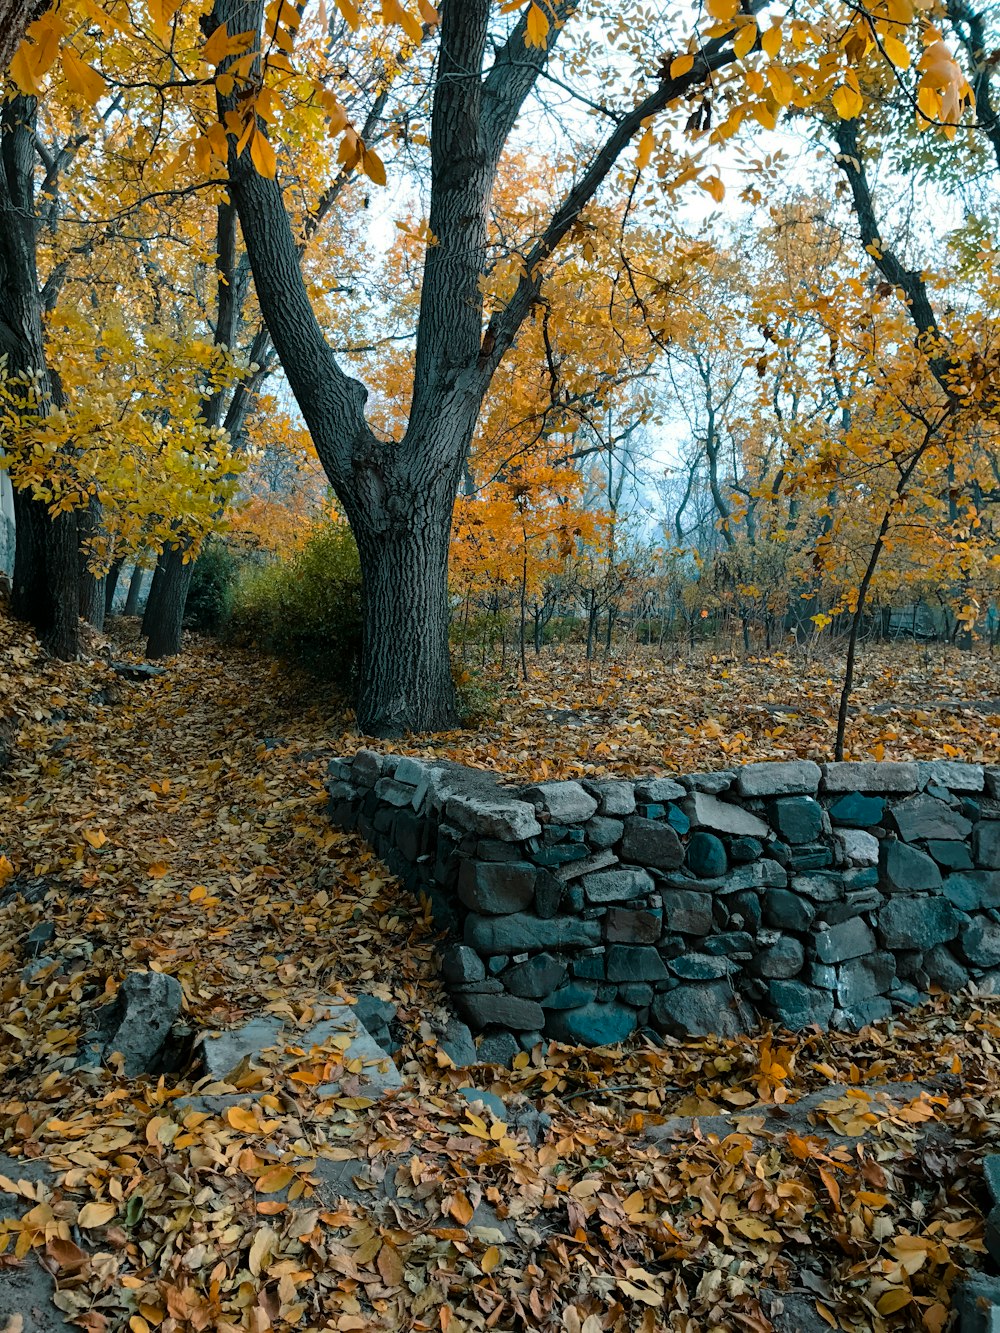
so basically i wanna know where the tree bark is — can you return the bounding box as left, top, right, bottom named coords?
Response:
left=78, top=497, right=106, bottom=631
left=0, top=0, right=49, bottom=77
left=11, top=488, right=78, bottom=655
left=123, top=562, right=146, bottom=617
left=141, top=553, right=167, bottom=638
left=104, top=557, right=123, bottom=615
left=146, top=548, right=194, bottom=658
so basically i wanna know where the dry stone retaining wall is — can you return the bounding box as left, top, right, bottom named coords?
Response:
left=328, top=753, right=1000, bottom=1048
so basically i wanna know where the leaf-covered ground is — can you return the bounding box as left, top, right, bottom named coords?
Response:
left=2, top=618, right=1000, bottom=1332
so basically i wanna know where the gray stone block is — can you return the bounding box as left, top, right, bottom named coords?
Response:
left=604, top=906, right=661, bottom=944
left=634, top=776, right=687, bottom=802
left=891, top=793, right=972, bottom=842
left=814, top=918, right=876, bottom=964
left=669, top=953, right=732, bottom=980
left=686, top=832, right=727, bottom=878
left=101, top=970, right=183, bottom=1076
left=659, top=888, right=713, bottom=935
left=923, top=943, right=970, bottom=991
left=476, top=1032, right=519, bottom=1066
left=521, top=781, right=599, bottom=824
left=620, top=816, right=684, bottom=870
left=441, top=943, right=486, bottom=987
left=879, top=840, right=943, bottom=892
left=752, top=936, right=805, bottom=979
left=583, top=779, right=636, bottom=815
left=962, top=919, right=1000, bottom=968
left=583, top=867, right=655, bottom=904
left=917, top=760, right=985, bottom=792
left=683, top=792, right=769, bottom=838
left=763, top=888, right=816, bottom=932
left=651, top=981, right=754, bottom=1038
left=606, top=945, right=669, bottom=982
left=736, top=760, right=822, bottom=797
left=836, top=952, right=896, bottom=1006
left=771, top=796, right=823, bottom=845
left=446, top=793, right=541, bottom=842
left=541, top=981, right=599, bottom=1009
left=586, top=815, right=625, bottom=848
left=502, top=952, right=568, bottom=998
left=458, top=860, right=536, bottom=915
left=836, top=828, right=880, bottom=866
left=827, top=792, right=885, bottom=827
left=975, top=822, right=1000, bottom=868
left=464, top=913, right=601, bottom=953
left=822, top=761, right=919, bottom=793
left=544, top=1001, right=637, bottom=1045
left=877, top=896, right=960, bottom=951
left=453, top=991, right=544, bottom=1031
left=766, top=980, right=834, bottom=1030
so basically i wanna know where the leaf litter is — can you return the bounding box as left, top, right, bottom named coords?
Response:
left=1, top=615, right=1000, bottom=1330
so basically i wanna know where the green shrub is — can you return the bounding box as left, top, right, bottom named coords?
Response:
left=185, top=539, right=242, bottom=634
left=228, top=523, right=363, bottom=686
left=452, top=664, right=503, bottom=726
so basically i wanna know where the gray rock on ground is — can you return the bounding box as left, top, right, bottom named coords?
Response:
left=100, top=970, right=183, bottom=1076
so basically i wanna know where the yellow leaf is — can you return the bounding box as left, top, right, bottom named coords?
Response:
left=525, top=3, right=548, bottom=49
left=361, top=144, right=386, bottom=186
left=249, top=126, right=277, bottom=178
left=449, top=1191, right=474, bottom=1225
left=760, top=24, right=782, bottom=58
left=0, top=856, right=13, bottom=888
left=248, top=1225, right=276, bottom=1277
left=335, top=0, right=360, bottom=28
left=84, top=829, right=107, bottom=849
left=202, top=22, right=231, bottom=65
left=635, top=127, right=654, bottom=171
left=670, top=53, right=694, bottom=78
left=815, top=1303, right=837, bottom=1328
left=832, top=83, right=863, bottom=118
left=882, top=35, right=911, bottom=68
left=256, top=1166, right=294, bottom=1193
left=733, top=20, right=757, bottom=59
left=10, top=44, right=44, bottom=94
left=189, top=885, right=207, bottom=902
left=877, top=1289, right=912, bottom=1315
left=381, top=0, right=422, bottom=43
left=705, top=0, right=738, bottom=18
left=147, top=860, right=169, bottom=878
left=623, top=1190, right=645, bottom=1216
left=700, top=175, right=725, bottom=202
left=481, top=1245, right=500, bottom=1273
left=78, top=1201, right=116, bottom=1228
left=61, top=49, right=107, bottom=104
left=227, top=1106, right=259, bottom=1132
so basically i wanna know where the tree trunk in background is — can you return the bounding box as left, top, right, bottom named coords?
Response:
left=141, top=554, right=167, bottom=638
left=78, top=497, right=106, bottom=631
left=146, top=549, right=194, bottom=659
left=123, top=563, right=146, bottom=616
left=104, top=558, right=123, bottom=616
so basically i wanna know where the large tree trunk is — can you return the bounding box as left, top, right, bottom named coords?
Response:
left=353, top=505, right=457, bottom=734
left=11, top=489, right=78, bottom=656
left=145, top=546, right=194, bottom=658
left=0, top=0, right=49, bottom=76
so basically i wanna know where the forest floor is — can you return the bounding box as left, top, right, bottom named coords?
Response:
left=2, top=615, right=1000, bottom=1332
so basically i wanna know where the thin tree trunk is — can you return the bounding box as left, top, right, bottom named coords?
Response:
left=104, top=558, right=123, bottom=616
left=141, top=553, right=168, bottom=638
left=78, top=498, right=106, bottom=631
left=123, top=563, right=146, bottom=617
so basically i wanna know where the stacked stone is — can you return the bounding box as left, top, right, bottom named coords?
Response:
left=328, top=751, right=1000, bottom=1048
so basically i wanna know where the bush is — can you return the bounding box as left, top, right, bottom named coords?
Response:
left=452, top=664, right=503, bottom=726
left=228, top=523, right=363, bottom=686
left=185, top=539, right=242, bottom=634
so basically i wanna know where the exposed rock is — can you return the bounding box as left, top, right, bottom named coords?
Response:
left=458, top=860, right=536, bottom=915
left=439, top=1019, right=478, bottom=1067
left=669, top=953, right=732, bottom=980
left=544, top=1001, right=638, bottom=1046
left=446, top=792, right=541, bottom=842
left=879, top=840, right=943, bottom=892
left=822, top=761, right=919, bottom=793
left=521, top=781, right=599, bottom=824
left=620, top=817, right=684, bottom=870
left=729, top=836, right=763, bottom=863
left=771, top=796, right=823, bottom=845
left=24, top=921, right=55, bottom=956
left=916, top=760, right=984, bottom=792
left=683, top=792, right=769, bottom=838
left=736, top=760, right=822, bottom=797
left=651, top=981, right=753, bottom=1038
left=112, top=660, right=166, bottom=681
left=582, top=867, right=655, bottom=904
left=686, top=831, right=727, bottom=878
left=685, top=771, right=736, bottom=794
left=100, top=970, right=183, bottom=1076
left=877, top=896, right=960, bottom=951
left=555, top=848, right=617, bottom=882
left=928, top=840, right=974, bottom=871
left=954, top=1273, right=1000, bottom=1333
left=890, top=793, right=972, bottom=842
left=542, top=981, right=598, bottom=1009
left=351, top=749, right=383, bottom=786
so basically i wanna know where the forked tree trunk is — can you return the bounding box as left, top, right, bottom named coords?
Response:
left=353, top=509, right=458, bottom=734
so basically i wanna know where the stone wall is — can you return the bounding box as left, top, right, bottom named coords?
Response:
left=328, top=753, right=1000, bottom=1047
